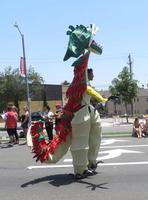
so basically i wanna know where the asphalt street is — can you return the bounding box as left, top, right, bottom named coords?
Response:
left=0, top=136, right=148, bottom=200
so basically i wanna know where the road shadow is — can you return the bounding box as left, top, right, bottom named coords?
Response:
left=0, top=143, right=13, bottom=148
left=21, top=173, right=109, bottom=190
left=18, top=141, right=27, bottom=146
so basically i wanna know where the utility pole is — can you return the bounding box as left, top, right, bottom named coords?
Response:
left=128, top=53, right=133, bottom=116
left=14, top=23, right=31, bottom=125
left=128, top=54, right=133, bottom=80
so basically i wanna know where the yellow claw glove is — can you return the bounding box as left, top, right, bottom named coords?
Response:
left=86, top=86, right=108, bottom=103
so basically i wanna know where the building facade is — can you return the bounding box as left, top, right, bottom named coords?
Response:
left=19, top=84, right=148, bottom=117
left=19, top=84, right=63, bottom=114
left=62, top=86, right=148, bottom=116
left=99, top=88, right=148, bottom=116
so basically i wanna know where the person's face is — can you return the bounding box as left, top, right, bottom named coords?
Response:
left=88, top=71, right=94, bottom=81
left=23, top=106, right=28, bottom=112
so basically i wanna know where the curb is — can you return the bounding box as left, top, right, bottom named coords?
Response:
left=0, top=136, right=10, bottom=141
left=0, top=127, right=22, bottom=131
left=102, top=134, right=131, bottom=138
left=0, top=133, right=132, bottom=142
left=0, top=137, right=26, bottom=142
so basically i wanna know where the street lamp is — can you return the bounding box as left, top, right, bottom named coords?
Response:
left=14, top=23, right=31, bottom=124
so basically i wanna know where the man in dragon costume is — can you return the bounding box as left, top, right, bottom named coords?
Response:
left=27, top=24, right=107, bottom=179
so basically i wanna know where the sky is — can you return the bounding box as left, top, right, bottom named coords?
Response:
left=0, top=0, right=148, bottom=90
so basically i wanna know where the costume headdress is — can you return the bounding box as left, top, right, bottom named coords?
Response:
left=63, top=24, right=102, bottom=61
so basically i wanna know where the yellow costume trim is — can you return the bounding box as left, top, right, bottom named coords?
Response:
left=86, top=86, right=107, bottom=102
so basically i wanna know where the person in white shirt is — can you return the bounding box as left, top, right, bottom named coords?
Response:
left=43, top=105, right=54, bottom=142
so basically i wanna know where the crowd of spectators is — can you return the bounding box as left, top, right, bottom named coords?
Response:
left=1, top=102, right=148, bottom=144
left=0, top=103, right=63, bottom=145
left=132, top=117, right=148, bottom=138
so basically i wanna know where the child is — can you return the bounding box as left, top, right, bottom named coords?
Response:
left=54, top=104, right=63, bottom=135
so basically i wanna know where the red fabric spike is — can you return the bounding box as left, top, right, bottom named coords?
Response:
left=30, top=52, right=90, bottom=163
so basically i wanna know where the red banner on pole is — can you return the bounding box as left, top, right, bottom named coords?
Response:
left=19, top=57, right=26, bottom=76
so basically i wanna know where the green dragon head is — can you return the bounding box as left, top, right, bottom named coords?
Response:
left=63, top=24, right=103, bottom=61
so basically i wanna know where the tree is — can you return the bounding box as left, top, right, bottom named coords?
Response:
left=28, top=67, right=44, bottom=101
left=0, top=66, right=44, bottom=113
left=0, top=67, right=25, bottom=111
left=109, top=66, right=138, bottom=122
left=61, top=80, right=70, bottom=85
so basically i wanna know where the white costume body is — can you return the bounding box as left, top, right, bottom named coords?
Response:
left=71, top=92, right=101, bottom=174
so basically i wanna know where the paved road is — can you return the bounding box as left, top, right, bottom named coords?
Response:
left=0, top=137, right=148, bottom=200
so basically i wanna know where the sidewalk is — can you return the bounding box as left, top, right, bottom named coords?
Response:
left=0, top=118, right=133, bottom=141
left=101, top=118, right=133, bottom=137
left=0, top=121, right=23, bottom=142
